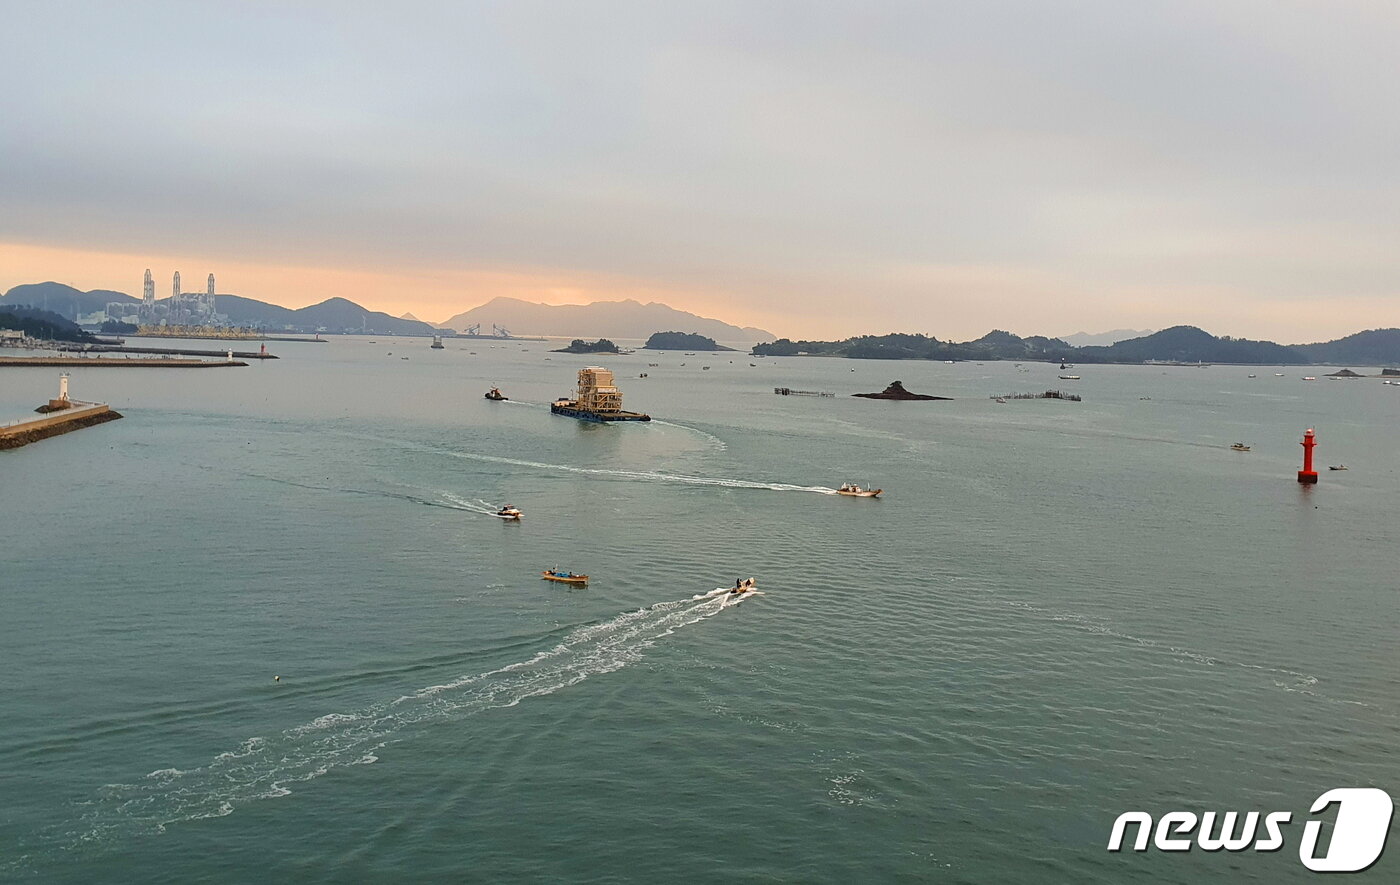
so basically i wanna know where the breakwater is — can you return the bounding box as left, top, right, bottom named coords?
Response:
left=60, top=345, right=277, bottom=359
left=0, top=403, right=122, bottom=450
left=0, top=357, right=247, bottom=368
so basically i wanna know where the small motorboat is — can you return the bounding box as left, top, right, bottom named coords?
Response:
left=836, top=483, right=882, bottom=497
left=1329, top=465, right=1349, bottom=471
left=729, top=578, right=757, bottom=595
left=994, top=397, right=1007, bottom=404
left=495, top=506, right=522, bottom=520
left=1230, top=443, right=1251, bottom=452
left=485, top=387, right=508, bottom=401
left=542, top=569, right=587, bottom=585
left=1058, top=374, right=1080, bottom=380
left=1302, top=376, right=1317, bottom=381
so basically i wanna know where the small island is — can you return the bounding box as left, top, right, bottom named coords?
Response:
left=644, top=331, right=734, bottom=351
left=853, top=380, right=951, bottom=401
left=552, top=338, right=621, bottom=354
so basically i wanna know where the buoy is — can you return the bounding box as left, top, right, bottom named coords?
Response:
left=1297, top=429, right=1318, bottom=484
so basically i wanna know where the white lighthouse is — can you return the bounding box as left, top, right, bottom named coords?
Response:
left=58, top=373, right=70, bottom=403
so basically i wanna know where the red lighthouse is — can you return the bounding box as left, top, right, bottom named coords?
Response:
left=1298, top=429, right=1318, bottom=484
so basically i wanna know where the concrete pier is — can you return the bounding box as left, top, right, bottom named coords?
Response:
left=0, top=403, right=123, bottom=450
left=0, top=356, right=247, bottom=368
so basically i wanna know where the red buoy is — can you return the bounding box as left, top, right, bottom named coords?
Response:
left=1298, top=428, right=1318, bottom=484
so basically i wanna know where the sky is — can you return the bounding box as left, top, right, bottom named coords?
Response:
left=3, top=0, right=1399, bottom=342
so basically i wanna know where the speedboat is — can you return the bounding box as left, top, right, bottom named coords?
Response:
left=729, top=577, right=757, bottom=595
left=1230, top=443, right=1250, bottom=451
left=836, top=483, right=882, bottom=497
left=495, top=506, right=522, bottom=520
left=485, top=387, right=508, bottom=401
left=1329, top=465, right=1349, bottom=471
left=994, top=397, right=1007, bottom=404
left=542, top=569, right=587, bottom=585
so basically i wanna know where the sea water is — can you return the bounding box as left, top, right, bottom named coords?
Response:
left=1, top=339, right=1397, bottom=882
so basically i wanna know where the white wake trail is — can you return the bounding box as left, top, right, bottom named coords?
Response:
left=63, top=590, right=753, bottom=848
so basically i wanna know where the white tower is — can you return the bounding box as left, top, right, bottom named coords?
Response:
left=172, top=270, right=181, bottom=300
left=142, top=269, right=154, bottom=308
left=59, top=373, right=70, bottom=403
left=206, top=273, right=216, bottom=308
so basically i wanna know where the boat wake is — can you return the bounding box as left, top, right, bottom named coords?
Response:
left=250, top=475, right=501, bottom=516
left=434, top=447, right=834, bottom=494
left=54, top=589, right=754, bottom=852
left=648, top=419, right=728, bottom=451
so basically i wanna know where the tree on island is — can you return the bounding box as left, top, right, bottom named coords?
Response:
left=644, top=331, right=734, bottom=351
left=552, top=338, right=620, bottom=354
left=0, top=306, right=96, bottom=343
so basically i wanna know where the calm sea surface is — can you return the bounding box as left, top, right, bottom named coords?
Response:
left=2, top=338, right=1397, bottom=882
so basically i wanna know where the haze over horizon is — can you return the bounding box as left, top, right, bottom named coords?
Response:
left=4, top=2, right=1399, bottom=341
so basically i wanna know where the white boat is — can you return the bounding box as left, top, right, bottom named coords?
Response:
left=1059, top=374, right=1081, bottom=380
left=1302, top=376, right=1317, bottom=381
left=495, top=506, right=522, bottom=520
left=1230, top=443, right=1250, bottom=452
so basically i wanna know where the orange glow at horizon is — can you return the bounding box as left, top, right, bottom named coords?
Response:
left=0, top=241, right=784, bottom=332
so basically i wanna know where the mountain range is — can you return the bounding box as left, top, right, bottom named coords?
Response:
left=437, top=297, right=773, bottom=341
left=1058, top=328, right=1155, bottom=347
left=754, top=325, right=1400, bottom=366
left=1, top=283, right=773, bottom=340
left=1, top=282, right=440, bottom=336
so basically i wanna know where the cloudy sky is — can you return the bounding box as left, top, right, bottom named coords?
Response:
left=3, top=1, right=1398, bottom=340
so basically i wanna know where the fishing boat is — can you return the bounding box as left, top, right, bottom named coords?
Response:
left=542, top=569, right=587, bottom=585
left=430, top=334, right=444, bottom=349
left=484, top=387, right=508, bottom=401
left=495, top=505, right=522, bottom=520
left=836, top=483, right=882, bottom=497
left=1230, top=443, right=1251, bottom=452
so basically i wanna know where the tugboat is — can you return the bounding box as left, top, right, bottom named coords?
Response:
left=542, top=568, right=587, bottom=585
left=836, top=482, right=882, bottom=498
left=485, top=387, right=508, bottom=401
left=550, top=367, right=651, bottom=422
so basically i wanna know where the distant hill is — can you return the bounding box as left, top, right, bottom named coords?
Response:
left=3, top=283, right=437, bottom=335
left=0, top=282, right=136, bottom=320
left=753, top=325, right=1400, bottom=365
left=1059, top=328, right=1154, bottom=347
left=0, top=304, right=95, bottom=342
left=1077, top=326, right=1304, bottom=364
left=1293, top=329, right=1400, bottom=366
left=438, top=297, right=773, bottom=341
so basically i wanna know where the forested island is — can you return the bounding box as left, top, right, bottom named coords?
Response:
left=552, top=338, right=621, bottom=354
left=644, top=331, right=735, bottom=351
left=752, top=326, right=1400, bottom=366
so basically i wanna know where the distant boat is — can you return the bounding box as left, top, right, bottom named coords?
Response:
left=994, top=397, right=1007, bottom=403
left=836, top=483, right=882, bottom=498
left=495, top=505, right=522, bottom=520
left=1058, top=374, right=1080, bottom=380
left=1275, top=373, right=1285, bottom=376
left=1302, top=376, right=1317, bottom=381
left=1248, top=374, right=1256, bottom=378
left=430, top=334, right=444, bottom=349
left=1230, top=443, right=1251, bottom=452
left=1329, top=465, right=1349, bottom=471
left=485, top=387, right=507, bottom=401
left=542, top=569, right=587, bottom=585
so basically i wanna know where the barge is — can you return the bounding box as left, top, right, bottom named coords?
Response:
left=551, top=366, right=651, bottom=422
